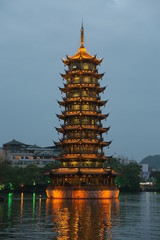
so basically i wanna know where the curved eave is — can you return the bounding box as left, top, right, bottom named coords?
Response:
left=57, top=100, right=65, bottom=107
left=56, top=114, right=64, bottom=120
left=101, top=141, right=112, bottom=147
left=62, top=53, right=102, bottom=66
left=60, top=139, right=101, bottom=145
left=59, top=87, right=66, bottom=93
left=59, top=125, right=110, bottom=133
left=100, top=113, right=109, bottom=120
left=100, top=127, right=110, bottom=133
left=53, top=141, right=60, bottom=146
left=58, top=98, right=107, bottom=106
left=98, top=86, right=106, bottom=93
left=57, top=112, right=109, bottom=120
left=58, top=154, right=103, bottom=160
left=61, top=84, right=106, bottom=92
left=55, top=127, right=63, bottom=133
left=98, top=100, right=108, bottom=106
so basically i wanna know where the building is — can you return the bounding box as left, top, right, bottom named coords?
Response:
left=140, top=163, right=150, bottom=180
left=0, top=147, right=5, bottom=162
left=3, top=139, right=61, bottom=168
left=46, top=24, right=120, bottom=199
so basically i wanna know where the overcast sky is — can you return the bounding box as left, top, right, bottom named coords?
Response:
left=0, top=0, right=160, bottom=162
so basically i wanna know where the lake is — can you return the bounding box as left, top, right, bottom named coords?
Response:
left=0, top=192, right=160, bottom=239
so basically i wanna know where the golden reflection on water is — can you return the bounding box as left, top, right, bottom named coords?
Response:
left=20, top=193, right=23, bottom=223
left=39, top=196, right=41, bottom=222
left=46, top=198, right=119, bottom=240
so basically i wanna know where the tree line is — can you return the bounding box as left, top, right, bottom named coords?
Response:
left=1, top=158, right=159, bottom=192
left=0, top=160, right=61, bottom=192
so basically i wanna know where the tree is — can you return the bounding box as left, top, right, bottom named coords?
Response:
left=150, top=171, right=160, bottom=189
left=116, top=163, right=141, bottom=191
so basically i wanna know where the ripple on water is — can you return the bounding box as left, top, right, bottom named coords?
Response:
left=0, top=192, right=160, bottom=240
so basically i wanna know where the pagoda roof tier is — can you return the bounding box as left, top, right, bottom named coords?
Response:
left=56, top=112, right=109, bottom=120
left=59, top=139, right=111, bottom=147
left=57, top=99, right=107, bottom=107
left=59, top=84, right=106, bottom=93
left=61, top=71, right=104, bottom=80
left=60, top=139, right=99, bottom=145
left=62, top=54, right=102, bottom=66
left=50, top=167, right=121, bottom=176
left=55, top=125, right=110, bottom=133
left=62, top=39, right=103, bottom=66
left=56, top=154, right=112, bottom=161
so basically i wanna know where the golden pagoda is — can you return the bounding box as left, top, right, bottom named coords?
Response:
left=46, top=23, right=120, bottom=199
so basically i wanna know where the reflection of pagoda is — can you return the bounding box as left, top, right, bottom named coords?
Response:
left=46, top=199, right=120, bottom=239
left=46, top=23, right=120, bottom=199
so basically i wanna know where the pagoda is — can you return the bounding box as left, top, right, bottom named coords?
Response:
left=46, top=23, right=120, bottom=199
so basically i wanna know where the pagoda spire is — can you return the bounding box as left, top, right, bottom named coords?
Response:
left=79, top=21, right=86, bottom=52
left=81, top=20, right=84, bottom=47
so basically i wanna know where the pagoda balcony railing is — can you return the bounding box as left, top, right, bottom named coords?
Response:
left=67, top=83, right=99, bottom=89
left=63, top=134, right=103, bottom=141
left=69, top=69, right=97, bottom=74
left=66, top=94, right=98, bottom=98
left=63, top=136, right=103, bottom=141
left=69, top=80, right=100, bottom=85
left=63, top=123, right=101, bottom=128
left=64, top=96, right=101, bottom=101
left=62, top=110, right=102, bottom=115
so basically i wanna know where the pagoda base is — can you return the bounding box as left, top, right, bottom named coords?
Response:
left=46, top=187, right=119, bottom=199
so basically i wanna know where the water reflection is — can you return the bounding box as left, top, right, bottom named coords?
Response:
left=32, top=192, right=35, bottom=221
left=8, top=193, right=12, bottom=225
left=46, top=198, right=119, bottom=240
left=39, top=195, right=41, bottom=222
left=1, top=193, right=160, bottom=239
left=20, top=193, right=23, bottom=223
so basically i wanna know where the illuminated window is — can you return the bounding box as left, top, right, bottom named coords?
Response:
left=83, top=63, right=89, bottom=70
left=83, top=77, right=90, bottom=83
left=82, top=104, right=89, bottom=110
left=15, top=155, right=21, bottom=160
left=73, top=77, right=80, bottom=83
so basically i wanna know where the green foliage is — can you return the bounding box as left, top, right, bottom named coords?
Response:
left=21, top=165, right=41, bottom=185
left=104, top=159, right=141, bottom=191
left=150, top=171, right=160, bottom=189
left=116, top=163, right=141, bottom=191
left=42, top=161, right=61, bottom=172
left=0, top=161, right=61, bottom=191
left=0, top=162, right=13, bottom=185
left=104, top=158, right=122, bottom=171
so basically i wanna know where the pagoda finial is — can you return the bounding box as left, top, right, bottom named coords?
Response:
left=80, top=20, right=84, bottom=48
left=79, top=20, right=86, bottom=52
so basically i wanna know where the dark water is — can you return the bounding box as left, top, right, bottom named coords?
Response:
left=0, top=192, right=160, bottom=240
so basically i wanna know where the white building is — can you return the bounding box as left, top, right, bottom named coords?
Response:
left=140, top=164, right=150, bottom=180
left=3, top=139, right=61, bottom=168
